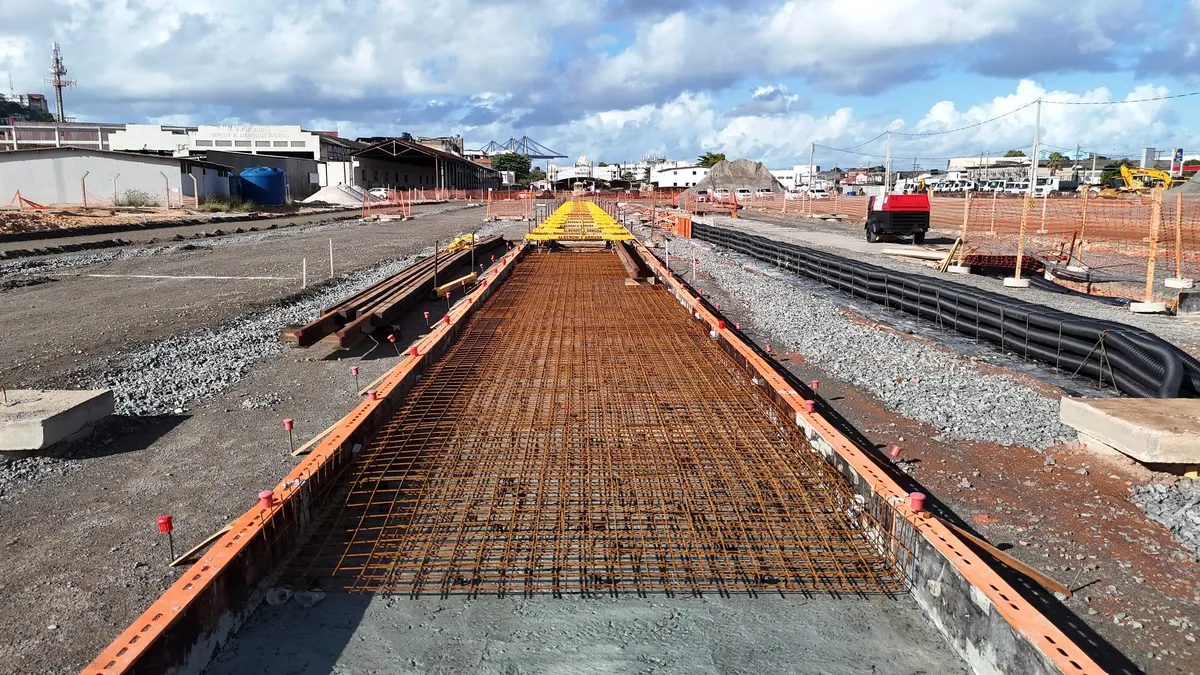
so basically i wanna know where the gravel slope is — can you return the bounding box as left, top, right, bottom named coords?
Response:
left=661, top=233, right=1075, bottom=449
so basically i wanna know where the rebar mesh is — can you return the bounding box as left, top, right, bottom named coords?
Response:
left=289, top=250, right=901, bottom=597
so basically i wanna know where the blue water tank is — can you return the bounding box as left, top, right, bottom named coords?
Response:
left=239, top=167, right=287, bottom=206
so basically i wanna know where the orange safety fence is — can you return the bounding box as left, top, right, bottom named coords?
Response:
left=485, top=191, right=533, bottom=220
left=362, top=188, right=414, bottom=219
left=948, top=191, right=1199, bottom=303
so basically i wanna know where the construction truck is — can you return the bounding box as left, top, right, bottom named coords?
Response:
left=865, top=193, right=931, bottom=244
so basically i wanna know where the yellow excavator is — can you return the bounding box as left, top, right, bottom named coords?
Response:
left=1096, top=165, right=1174, bottom=197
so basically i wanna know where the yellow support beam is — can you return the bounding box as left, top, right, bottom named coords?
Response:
left=525, top=201, right=634, bottom=242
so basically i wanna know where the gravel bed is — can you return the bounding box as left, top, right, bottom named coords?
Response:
left=82, top=246, right=440, bottom=416
left=708, top=215, right=1200, bottom=355
left=1131, top=480, right=1200, bottom=559
left=669, top=235, right=1075, bottom=450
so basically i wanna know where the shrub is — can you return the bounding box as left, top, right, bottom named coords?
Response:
left=115, top=188, right=160, bottom=208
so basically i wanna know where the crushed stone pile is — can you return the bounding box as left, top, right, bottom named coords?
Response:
left=688, top=159, right=787, bottom=195
left=1174, top=172, right=1200, bottom=194
left=1131, top=480, right=1200, bottom=558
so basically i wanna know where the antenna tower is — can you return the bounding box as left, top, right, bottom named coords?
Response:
left=46, top=42, right=76, bottom=122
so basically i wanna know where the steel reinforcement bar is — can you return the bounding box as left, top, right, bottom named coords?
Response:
left=630, top=238, right=1107, bottom=675
left=82, top=244, right=529, bottom=675
left=690, top=220, right=1199, bottom=398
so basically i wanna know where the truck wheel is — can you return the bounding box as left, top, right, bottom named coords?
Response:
left=912, top=231, right=926, bottom=245
left=866, top=226, right=880, bottom=243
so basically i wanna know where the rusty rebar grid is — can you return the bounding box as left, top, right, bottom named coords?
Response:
left=289, top=250, right=903, bottom=597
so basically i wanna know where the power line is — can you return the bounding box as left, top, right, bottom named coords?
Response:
left=1043, top=91, right=1200, bottom=105
left=889, top=100, right=1038, bottom=137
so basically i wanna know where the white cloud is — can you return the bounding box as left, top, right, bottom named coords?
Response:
left=532, top=81, right=1190, bottom=169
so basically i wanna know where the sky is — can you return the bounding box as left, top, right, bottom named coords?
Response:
left=3, top=0, right=1200, bottom=170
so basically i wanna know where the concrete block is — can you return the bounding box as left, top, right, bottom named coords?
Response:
left=1002, top=277, right=1030, bottom=288
left=1164, top=277, right=1194, bottom=290
left=1061, top=397, right=1200, bottom=465
left=1179, top=290, right=1200, bottom=316
left=1130, top=301, right=1168, bottom=314
left=0, top=390, right=114, bottom=454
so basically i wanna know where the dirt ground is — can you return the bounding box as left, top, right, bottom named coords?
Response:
left=677, top=258, right=1200, bottom=675
left=0, top=205, right=509, bottom=674
left=0, top=205, right=351, bottom=236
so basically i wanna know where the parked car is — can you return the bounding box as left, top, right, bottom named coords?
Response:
left=755, top=188, right=775, bottom=199
left=807, top=188, right=830, bottom=199
left=785, top=190, right=803, bottom=200
left=735, top=188, right=753, bottom=200
left=713, top=188, right=731, bottom=201
left=368, top=187, right=389, bottom=199
left=694, top=189, right=711, bottom=202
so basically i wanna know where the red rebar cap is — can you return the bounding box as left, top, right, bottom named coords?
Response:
left=351, top=366, right=360, bottom=376
left=811, top=379, right=820, bottom=391
left=258, top=490, right=275, bottom=508
left=156, top=515, right=173, bottom=534
left=909, top=492, right=926, bottom=512
left=387, top=334, right=396, bottom=343
left=410, top=346, right=419, bottom=357
left=804, top=400, right=815, bottom=413
left=889, top=444, right=902, bottom=459
left=283, top=418, right=294, bottom=431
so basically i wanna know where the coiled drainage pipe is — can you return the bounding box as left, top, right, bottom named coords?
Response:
left=690, top=222, right=1199, bottom=398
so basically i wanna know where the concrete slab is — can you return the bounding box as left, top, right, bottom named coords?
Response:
left=0, top=389, right=114, bottom=454
left=1060, top=397, right=1200, bottom=465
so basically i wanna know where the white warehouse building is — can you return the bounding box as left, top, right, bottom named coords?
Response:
left=651, top=162, right=709, bottom=188
left=0, top=146, right=232, bottom=207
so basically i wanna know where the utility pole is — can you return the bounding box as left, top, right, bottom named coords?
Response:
left=884, top=130, right=891, bottom=194
left=1027, top=99, right=1041, bottom=196
left=808, top=142, right=815, bottom=190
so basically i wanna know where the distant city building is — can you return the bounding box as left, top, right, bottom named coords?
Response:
left=1141, top=147, right=1157, bottom=168
left=650, top=162, right=708, bottom=188
left=770, top=165, right=819, bottom=190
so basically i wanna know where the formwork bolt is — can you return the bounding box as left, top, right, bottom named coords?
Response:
left=889, top=444, right=902, bottom=459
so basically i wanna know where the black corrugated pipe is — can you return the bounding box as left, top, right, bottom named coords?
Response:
left=690, top=222, right=1197, bottom=398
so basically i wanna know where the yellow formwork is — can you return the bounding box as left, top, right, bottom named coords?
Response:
left=525, top=201, right=634, bottom=242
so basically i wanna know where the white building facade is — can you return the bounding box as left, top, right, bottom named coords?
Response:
left=769, top=165, right=819, bottom=190
left=650, top=163, right=709, bottom=188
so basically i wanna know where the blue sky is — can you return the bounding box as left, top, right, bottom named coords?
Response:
left=2, top=0, right=1199, bottom=169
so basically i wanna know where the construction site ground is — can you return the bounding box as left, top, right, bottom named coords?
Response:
left=0, top=203, right=503, bottom=674
left=658, top=215, right=1200, bottom=674
left=1, top=202, right=1196, bottom=674
left=0, top=205, right=359, bottom=239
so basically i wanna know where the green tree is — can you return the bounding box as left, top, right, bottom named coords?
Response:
left=1101, top=159, right=1140, bottom=186
left=491, top=152, right=532, bottom=183
left=1047, top=151, right=1067, bottom=173
left=1184, top=160, right=1200, bottom=167
left=597, top=162, right=608, bottom=167
left=1003, top=149, right=1026, bottom=157
left=697, top=152, right=727, bottom=167
left=529, top=167, right=547, bottom=183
